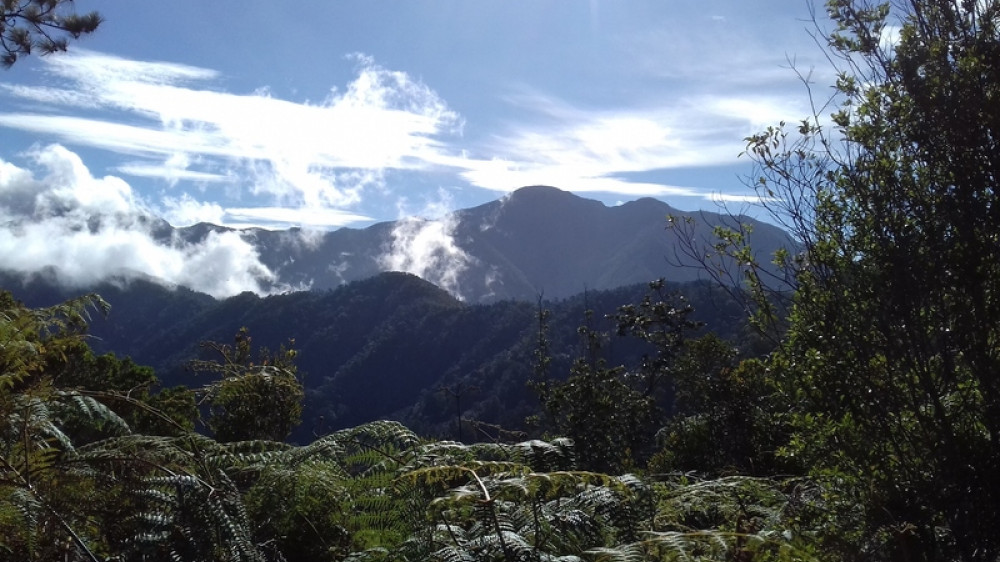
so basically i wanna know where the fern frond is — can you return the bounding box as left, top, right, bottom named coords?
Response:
left=55, top=390, right=132, bottom=436
left=31, top=293, right=109, bottom=337
left=4, top=487, right=41, bottom=555
left=591, top=530, right=737, bottom=562
left=428, top=545, right=477, bottom=562
left=512, top=438, right=576, bottom=471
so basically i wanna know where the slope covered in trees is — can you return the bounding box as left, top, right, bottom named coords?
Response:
left=0, top=289, right=829, bottom=561
left=0, top=270, right=753, bottom=440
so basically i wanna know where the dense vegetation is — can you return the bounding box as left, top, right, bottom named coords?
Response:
left=0, top=290, right=823, bottom=561
left=0, top=271, right=752, bottom=439
left=3, top=0, right=1000, bottom=560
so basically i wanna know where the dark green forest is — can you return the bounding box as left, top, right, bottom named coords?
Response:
left=5, top=0, right=1000, bottom=560
left=0, top=270, right=754, bottom=440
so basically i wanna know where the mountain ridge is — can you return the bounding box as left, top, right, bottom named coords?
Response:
left=241, top=185, right=793, bottom=302
left=1, top=185, right=793, bottom=303
left=0, top=269, right=754, bottom=439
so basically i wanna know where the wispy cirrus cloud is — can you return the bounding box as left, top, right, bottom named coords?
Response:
left=0, top=42, right=809, bottom=224
left=442, top=8, right=822, bottom=202
left=0, top=50, right=461, bottom=228
left=455, top=89, right=808, bottom=200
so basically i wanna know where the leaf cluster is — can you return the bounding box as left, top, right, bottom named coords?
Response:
left=0, top=0, right=101, bottom=67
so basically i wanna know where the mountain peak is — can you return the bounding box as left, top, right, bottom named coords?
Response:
left=3, top=185, right=794, bottom=304
left=501, top=185, right=606, bottom=213
left=506, top=185, right=591, bottom=204
left=509, top=184, right=568, bottom=196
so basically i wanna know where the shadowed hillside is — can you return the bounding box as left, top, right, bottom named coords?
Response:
left=1, top=270, right=753, bottom=440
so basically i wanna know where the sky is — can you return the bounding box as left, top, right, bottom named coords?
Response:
left=0, top=1, right=837, bottom=297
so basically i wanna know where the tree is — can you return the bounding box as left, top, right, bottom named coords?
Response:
left=0, top=292, right=273, bottom=560
left=724, top=0, right=1000, bottom=558
left=1, top=0, right=101, bottom=67
left=649, top=337, right=788, bottom=477
left=47, top=340, right=198, bottom=436
left=192, top=327, right=304, bottom=442
left=535, top=282, right=699, bottom=472
left=0, top=291, right=113, bottom=560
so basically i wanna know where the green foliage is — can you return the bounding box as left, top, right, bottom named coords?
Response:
left=0, top=0, right=101, bottom=67
left=193, top=327, right=304, bottom=442
left=536, top=282, right=700, bottom=472
left=235, top=420, right=421, bottom=561
left=0, top=291, right=282, bottom=560
left=0, top=289, right=854, bottom=560
left=650, top=340, right=789, bottom=477
left=615, top=279, right=703, bottom=399
left=5, top=273, right=752, bottom=439
left=48, top=340, right=198, bottom=437
left=388, top=437, right=648, bottom=562
left=704, top=0, right=1000, bottom=558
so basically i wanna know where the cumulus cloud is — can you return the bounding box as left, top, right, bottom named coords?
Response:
left=159, top=193, right=227, bottom=226
left=379, top=193, right=475, bottom=300
left=0, top=145, right=283, bottom=298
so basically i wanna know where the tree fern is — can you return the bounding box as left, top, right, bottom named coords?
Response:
left=391, top=437, right=658, bottom=562
left=586, top=475, right=829, bottom=562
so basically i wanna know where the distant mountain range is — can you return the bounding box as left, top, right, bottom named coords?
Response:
left=0, top=185, right=791, bottom=438
left=166, top=185, right=794, bottom=303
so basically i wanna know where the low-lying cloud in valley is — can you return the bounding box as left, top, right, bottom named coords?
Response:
left=0, top=145, right=282, bottom=298
left=379, top=195, right=476, bottom=300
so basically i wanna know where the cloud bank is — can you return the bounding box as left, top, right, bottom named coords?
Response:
left=0, top=145, right=282, bottom=298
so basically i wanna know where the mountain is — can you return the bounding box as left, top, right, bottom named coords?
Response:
left=0, top=270, right=753, bottom=441
left=0, top=186, right=787, bottom=438
left=171, top=186, right=795, bottom=303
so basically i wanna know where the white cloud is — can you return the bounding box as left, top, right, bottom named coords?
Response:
left=0, top=114, right=230, bottom=157
left=0, top=49, right=462, bottom=227
left=459, top=159, right=699, bottom=197
left=0, top=145, right=282, bottom=298
left=0, top=84, right=103, bottom=109
left=24, top=144, right=143, bottom=217
left=159, top=193, right=227, bottom=226
left=117, top=152, right=235, bottom=185
left=379, top=192, right=475, bottom=299
left=0, top=43, right=807, bottom=221
left=880, top=24, right=902, bottom=50
left=454, top=91, right=808, bottom=198
left=224, top=206, right=373, bottom=230
left=116, top=163, right=235, bottom=183
left=708, top=192, right=777, bottom=204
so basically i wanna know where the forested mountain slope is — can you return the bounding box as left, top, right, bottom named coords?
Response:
left=0, top=270, right=751, bottom=440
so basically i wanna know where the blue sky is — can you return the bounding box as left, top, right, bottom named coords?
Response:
left=0, top=1, right=836, bottom=296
